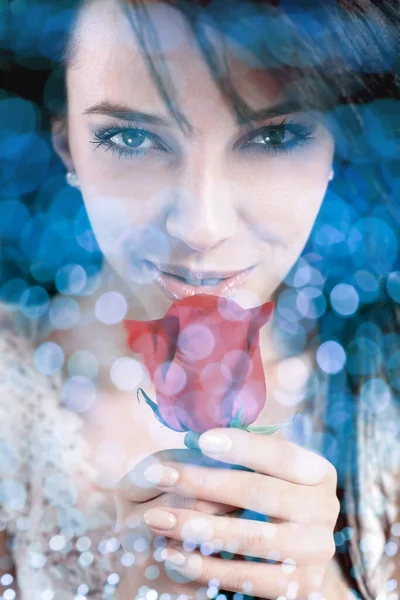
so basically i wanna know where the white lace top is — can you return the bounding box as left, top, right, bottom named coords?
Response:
left=0, top=308, right=123, bottom=599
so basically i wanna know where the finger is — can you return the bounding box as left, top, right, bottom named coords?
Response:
left=115, top=489, right=239, bottom=544
left=116, top=447, right=233, bottom=503
left=197, top=428, right=337, bottom=487
left=160, top=547, right=326, bottom=599
left=146, top=462, right=340, bottom=524
left=143, top=507, right=336, bottom=565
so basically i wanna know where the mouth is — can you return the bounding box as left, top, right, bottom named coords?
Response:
left=145, top=261, right=255, bottom=301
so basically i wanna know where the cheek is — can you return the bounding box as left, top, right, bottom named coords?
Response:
left=240, top=148, right=332, bottom=243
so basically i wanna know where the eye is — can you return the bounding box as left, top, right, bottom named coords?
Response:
left=109, top=129, right=155, bottom=150
left=90, top=125, right=168, bottom=159
left=241, top=120, right=316, bottom=155
left=252, top=125, right=289, bottom=146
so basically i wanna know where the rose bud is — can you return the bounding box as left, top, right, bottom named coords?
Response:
left=124, top=294, right=296, bottom=448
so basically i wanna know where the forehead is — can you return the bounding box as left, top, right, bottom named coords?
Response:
left=67, top=0, right=283, bottom=117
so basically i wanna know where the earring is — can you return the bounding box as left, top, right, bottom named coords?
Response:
left=66, top=171, right=80, bottom=188
left=329, top=168, right=335, bottom=182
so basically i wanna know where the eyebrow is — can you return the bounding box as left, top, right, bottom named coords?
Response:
left=83, top=101, right=174, bottom=128
left=244, top=100, right=309, bottom=122
left=83, top=99, right=309, bottom=130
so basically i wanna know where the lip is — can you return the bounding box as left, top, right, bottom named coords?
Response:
left=147, top=262, right=255, bottom=301
left=155, top=263, right=251, bottom=281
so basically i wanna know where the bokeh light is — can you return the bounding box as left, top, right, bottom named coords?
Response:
left=0, top=2, right=400, bottom=596
left=330, top=284, right=360, bottom=317
left=316, top=341, right=347, bottom=375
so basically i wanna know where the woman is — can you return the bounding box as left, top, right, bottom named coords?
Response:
left=0, top=0, right=399, bottom=598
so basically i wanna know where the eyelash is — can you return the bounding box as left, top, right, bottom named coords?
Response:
left=90, top=119, right=316, bottom=160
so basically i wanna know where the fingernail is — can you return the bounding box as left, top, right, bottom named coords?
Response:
left=161, top=549, right=187, bottom=567
left=143, top=508, right=177, bottom=530
left=144, top=464, right=180, bottom=486
left=198, top=431, right=232, bottom=454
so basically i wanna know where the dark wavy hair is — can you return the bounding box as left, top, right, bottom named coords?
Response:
left=1, top=1, right=400, bottom=598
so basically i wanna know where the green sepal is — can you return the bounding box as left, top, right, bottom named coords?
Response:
left=228, top=399, right=248, bottom=429
left=184, top=431, right=201, bottom=450
left=136, top=388, right=176, bottom=430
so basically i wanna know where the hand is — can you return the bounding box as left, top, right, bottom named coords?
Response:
left=114, top=448, right=238, bottom=600
left=141, top=429, right=340, bottom=599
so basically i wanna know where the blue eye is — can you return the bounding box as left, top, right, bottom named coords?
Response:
left=90, top=124, right=168, bottom=159
left=91, top=119, right=316, bottom=160
left=242, top=120, right=316, bottom=155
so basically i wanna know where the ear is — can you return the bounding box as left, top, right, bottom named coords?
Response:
left=51, top=117, right=75, bottom=173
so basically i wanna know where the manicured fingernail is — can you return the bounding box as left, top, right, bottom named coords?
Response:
left=143, top=508, right=177, bottom=530
left=198, top=432, right=232, bottom=454
left=161, top=549, right=187, bottom=567
left=144, top=464, right=180, bottom=486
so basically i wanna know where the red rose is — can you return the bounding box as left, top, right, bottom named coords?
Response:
left=124, top=294, right=274, bottom=434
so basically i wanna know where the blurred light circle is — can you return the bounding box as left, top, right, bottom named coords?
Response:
left=217, top=296, right=249, bottom=321
left=68, top=350, right=98, bottom=380
left=154, top=361, right=187, bottom=395
left=293, top=265, right=324, bottom=289
left=0, top=479, right=27, bottom=511
left=222, top=349, right=253, bottom=381
left=0, top=97, right=38, bottom=134
left=382, top=333, right=400, bottom=364
left=355, top=270, right=379, bottom=292
left=363, top=100, right=400, bottom=159
left=20, top=286, right=49, bottom=319
left=330, top=284, right=359, bottom=316
left=178, top=324, right=215, bottom=360
left=95, top=292, right=128, bottom=325
left=0, top=200, right=30, bottom=238
left=316, top=341, right=346, bottom=374
left=110, top=357, right=143, bottom=392
left=13, top=134, right=50, bottom=194
left=356, top=322, right=383, bottom=344
left=273, top=388, right=305, bottom=408
left=49, top=297, right=80, bottom=330
left=62, top=376, right=96, bottom=413
left=200, top=363, right=232, bottom=394
left=220, top=288, right=261, bottom=313
left=56, top=264, right=88, bottom=295
left=296, top=287, right=327, bottom=319
left=277, top=357, right=310, bottom=392
left=346, top=338, right=382, bottom=377
left=0, top=278, right=28, bottom=306
left=292, top=263, right=312, bottom=288
left=277, top=289, right=302, bottom=323
left=360, top=378, right=391, bottom=414
left=30, top=262, right=57, bottom=284
left=275, top=315, right=308, bottom=351
left=354, top=270, right=379, bottom=303
left=35, top=342, right=64, bottom=376
left=387, top=272, right=400, bottom=303
left=348, top=217, right=398, bottom=273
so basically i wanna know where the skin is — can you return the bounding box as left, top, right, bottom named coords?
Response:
left=54, top=0, right=335, bottom=320
left=51, top=0, right=340, bottom=597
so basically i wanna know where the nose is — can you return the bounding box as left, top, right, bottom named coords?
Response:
left=165, top=159, right=238, bottom=252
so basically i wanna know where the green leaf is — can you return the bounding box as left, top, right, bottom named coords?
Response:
left=246, top=411, right=299, bottom=435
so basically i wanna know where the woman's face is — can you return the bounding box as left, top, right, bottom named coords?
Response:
left=57, top=0, right=334, bottom=318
